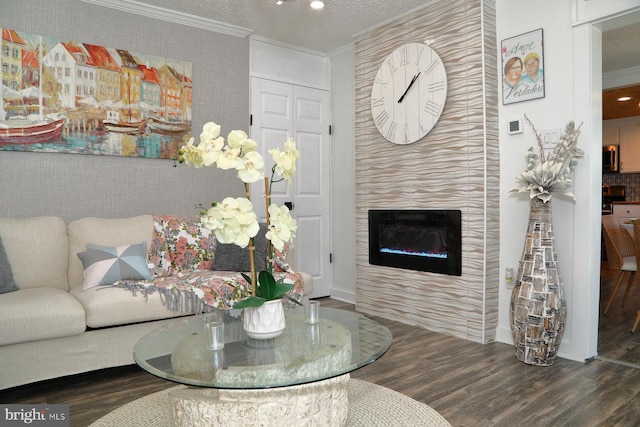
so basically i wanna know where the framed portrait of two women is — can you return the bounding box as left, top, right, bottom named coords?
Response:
left=501, top=28, right=545, bottom=105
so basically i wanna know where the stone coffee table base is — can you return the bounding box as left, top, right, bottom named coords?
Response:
left=168, top=374, right=350, bottom=427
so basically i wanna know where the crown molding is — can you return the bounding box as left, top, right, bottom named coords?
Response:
left=328, top=41, right=354, bottom=59
left=250, top=35, right=326, bottom=58
left=603, top=65, right=640, bottom=89
left=79, top=0, right=253, bottom=38
left=352, top=1, right=435, bottom=39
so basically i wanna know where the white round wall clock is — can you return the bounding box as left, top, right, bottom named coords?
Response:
left=370, top=42, right=447, bottom=145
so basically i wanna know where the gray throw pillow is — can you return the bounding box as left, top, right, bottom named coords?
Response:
left=0, top=236, right=19, bottom=294
left=78, top=242, right=153, bottom=290
left=213, top=223, right=268, bottom=272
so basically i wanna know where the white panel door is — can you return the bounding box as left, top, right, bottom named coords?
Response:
left=250, top=77, right=332, bottom=298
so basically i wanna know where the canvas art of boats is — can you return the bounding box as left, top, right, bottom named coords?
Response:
left=102, top=103, right=146, bottom=135
left=1, top=31, right=66, bottom=146
left=146, top=68, right=191, bottom=136
left=0, top=117, right=65, bottom=145
left=1, top=27, right=192, bottom=158
left=103, top=118, right=146, bottom=134
left=147, top=117, right=189, bottom=135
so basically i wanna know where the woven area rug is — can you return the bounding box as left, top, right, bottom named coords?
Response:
left=89, top=379, right=451, bottom=426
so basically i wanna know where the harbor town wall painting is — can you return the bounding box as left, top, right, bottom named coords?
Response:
left=1, top=28, right=192, bottom=159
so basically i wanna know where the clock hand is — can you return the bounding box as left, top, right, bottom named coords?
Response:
left=397, top=72, right=421, bottom=103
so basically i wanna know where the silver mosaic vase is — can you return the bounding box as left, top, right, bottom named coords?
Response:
left=509, top=197, right=567, bottom=366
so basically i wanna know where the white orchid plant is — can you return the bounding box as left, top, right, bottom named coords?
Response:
left=178, top=122, right=301, bottom=308
left=510, top=115, right=584, bottom=203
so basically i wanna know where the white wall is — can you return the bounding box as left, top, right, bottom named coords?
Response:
left=249, top=36, right=331, bottom=90
left=496, top=1, right=586, bottom=358
left=328, top=44, right=357, bottom=303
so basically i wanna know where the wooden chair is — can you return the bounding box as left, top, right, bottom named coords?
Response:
left=631, top=219, right=640, bottom=333
left=601, top=215, right=637, bottom=314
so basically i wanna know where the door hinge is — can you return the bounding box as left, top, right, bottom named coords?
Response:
left=250, top=114, right=253, bottom=126
left=329, top=125, right=332, bottom=135
left=329, top=253, right=333, bottom=263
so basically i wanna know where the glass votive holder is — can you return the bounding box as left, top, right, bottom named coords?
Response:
left=211, top=348, right=224, bottom=372
left=305, top=300, right=320, bottom=324
left=205, top=321, right=225, bottom=350
left=308, top=323, right=322, bottom=345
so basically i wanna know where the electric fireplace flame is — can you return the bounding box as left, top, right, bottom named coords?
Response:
left=369, top=210, right=462, bottom=276
left=380, top=247, right=448, bottom=259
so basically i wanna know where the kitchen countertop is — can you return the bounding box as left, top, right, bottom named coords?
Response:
left=612, top=201, right=640, bottom=204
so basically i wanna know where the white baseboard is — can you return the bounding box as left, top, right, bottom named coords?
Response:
left=329, top=288, right=355, bottom=304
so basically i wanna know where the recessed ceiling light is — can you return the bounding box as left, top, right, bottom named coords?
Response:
left=618, top=96, right=632, bottom=102
left=310, top=0, right=324, bottom=10
left=276, top=0, right=285, bottom=5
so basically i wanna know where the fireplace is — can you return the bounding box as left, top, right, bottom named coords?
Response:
left=368, top=210, right=462, bottom=276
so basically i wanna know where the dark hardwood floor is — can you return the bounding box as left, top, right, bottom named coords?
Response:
left=598, top=266, right=640, bottom=365
left=2, top=288, right=640, bottom=427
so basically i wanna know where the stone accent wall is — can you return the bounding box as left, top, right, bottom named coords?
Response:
left=354, top=0, right=499, bottom=343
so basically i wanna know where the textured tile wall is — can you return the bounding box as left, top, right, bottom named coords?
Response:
left=354, top=0, right=499, bottom=343
left=603, top=173, right=640, bottom=201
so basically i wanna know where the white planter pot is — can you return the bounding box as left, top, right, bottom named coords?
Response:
left=243, top=299, right=286, bottom=339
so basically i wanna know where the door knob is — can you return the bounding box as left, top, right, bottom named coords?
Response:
left=285, top=201, right=294, bottom=211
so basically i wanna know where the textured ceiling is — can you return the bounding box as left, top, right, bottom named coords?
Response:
left=601, top=11, right=640, bottom=119
left=128, top=0, right=431, bottom=53
left=602, top=20, right=640, bottom=73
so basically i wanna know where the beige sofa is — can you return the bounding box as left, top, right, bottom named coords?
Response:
left=0, top=215, right=311, bottom=390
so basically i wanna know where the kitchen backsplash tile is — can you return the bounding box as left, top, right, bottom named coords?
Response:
left=603, top=173, right=640, bottom=201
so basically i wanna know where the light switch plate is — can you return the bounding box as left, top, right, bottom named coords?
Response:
left=541, top=128, right=561, bottom=149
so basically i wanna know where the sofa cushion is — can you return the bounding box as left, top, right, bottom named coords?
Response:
left=158, top=215, right=216, bottom=273
left=67, top=215, right=154, bottom=290
left=0, top=287, right=86, bottom=346
left=0, top=237, right=19, bottom=294
left=0, top=216, right=69, bottom=290
left=213, top=223, right=268, bottom=272
left=78, top=242, right=153, bottom=290
left=70, top=286, right=194, bottom=328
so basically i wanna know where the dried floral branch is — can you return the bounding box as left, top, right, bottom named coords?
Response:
left=523, top=113, right=545, bottom=163
left=510, top=117, right=584, bottom=203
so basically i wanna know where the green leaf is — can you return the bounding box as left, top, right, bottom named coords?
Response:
left=272, top=281, right=294, bottom=298
left=241, top=273, right=253, bottom=285
left=258, top=270, right=278, bottom=300
left=236, top=270, right=297, bottom=308
left=284, top=293, right=303, bottom=306
left=233, top=296, right=267, bottom=309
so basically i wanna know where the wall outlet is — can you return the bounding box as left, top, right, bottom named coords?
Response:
left=505, top=267, right=515, bottom=288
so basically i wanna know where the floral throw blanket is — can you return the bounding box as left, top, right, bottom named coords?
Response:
left=113, top=215, right=304, bottom=313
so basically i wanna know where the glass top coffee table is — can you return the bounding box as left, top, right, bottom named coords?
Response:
left=133, top=305, right=392, bottom=426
